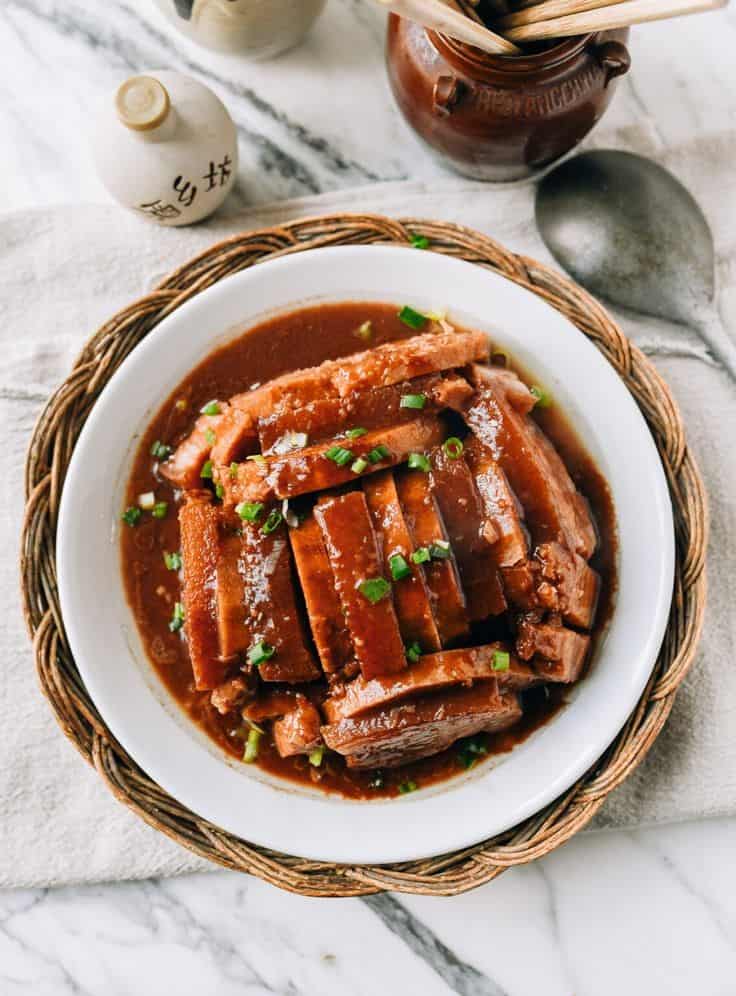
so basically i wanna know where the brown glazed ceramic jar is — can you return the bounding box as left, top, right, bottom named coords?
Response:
left=386, top=16, right=630, bottom=181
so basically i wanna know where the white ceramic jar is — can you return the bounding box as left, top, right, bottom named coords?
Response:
left=92, top=72, right=238, bottom=226
left=153, top=0, right=327, bottom=57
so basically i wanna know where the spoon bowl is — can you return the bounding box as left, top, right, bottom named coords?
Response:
left=536, top=149, right=736, bottom=380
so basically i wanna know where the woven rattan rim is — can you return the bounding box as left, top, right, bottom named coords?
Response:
left=20, top=213, right=707, bottom=897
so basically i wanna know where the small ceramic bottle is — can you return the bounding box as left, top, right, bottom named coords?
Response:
left=153, top=0, right=327, bottom=58
left=92, top=71, right=238, bottom=226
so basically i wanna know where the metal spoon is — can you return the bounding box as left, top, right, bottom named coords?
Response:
left=535, top=149, right=736, bottom=382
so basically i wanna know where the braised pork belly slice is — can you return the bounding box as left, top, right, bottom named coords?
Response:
left=272, top=697, right=324, bottom=758
left=289, top=514, right=353, bottom=674
left=516, top=615, right=590, bottom=683
left=162, top=410, right=226, bottom=490
left=210, top=676, right=252, bottom=716
left=239, top=522, right=320, bottom=683
left=314, top=491, right=407, bottom=680
left=223, top=416, right=445, bottom=504
left=179, top=492, right=227, bottom=690
left=481, top=366, right=537, bottom=415
left=503, top=542, right=600, bottom=630
left=466, top=365, right=597, bottom=559
left=363, top=471, right=442, bottom=652
left=323, top=643, right=535, bottom=722
left=240, top=690, right=323, bottom=757
left=429, top=447, right=506, bottom=620
left=331, top=329, right=488, bottom=397
left=463, top=436, right=529, bottom=569
left=322, top=682, right=522, bottom=769
left=257, top=373, right=473, bottom=455
left=209, top=407, right=258, bottom=467
left=224, top=330, right=488, bottom=423
left=215, top=530, right=252, bottom=662
left=535, top=542, right=599, bottom=629
left=395, top=469, right=469, bottom=646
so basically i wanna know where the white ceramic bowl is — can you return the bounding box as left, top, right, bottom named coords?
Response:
left=57, top=246, right=674, bottom=865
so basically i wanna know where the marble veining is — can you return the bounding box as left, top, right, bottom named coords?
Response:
left=2, top=821, right=736, bottom=995
left=2, top=1, right=736, bottom=993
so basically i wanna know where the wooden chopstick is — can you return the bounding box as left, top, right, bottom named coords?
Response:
left=502, top=0, right=725, bottom=40
left=497, top=0, right=628, bottom=29
left=375, top=0, right=521, bottom=53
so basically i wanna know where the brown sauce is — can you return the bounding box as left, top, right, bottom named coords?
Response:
left=120, top=302, right=618, bottom=799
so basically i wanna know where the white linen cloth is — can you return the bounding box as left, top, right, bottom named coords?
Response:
left=2, top=127, right=735, bottom=888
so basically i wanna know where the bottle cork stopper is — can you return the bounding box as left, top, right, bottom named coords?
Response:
left=115, top=76, right=170, bottom=132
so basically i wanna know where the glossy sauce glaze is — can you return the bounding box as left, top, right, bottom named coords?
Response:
left=121, top=302, right=617, bottom=799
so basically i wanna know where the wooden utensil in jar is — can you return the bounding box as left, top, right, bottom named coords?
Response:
left=499, top=0, right=725, bottom=42
left=374, top=0, right=521, bottom=54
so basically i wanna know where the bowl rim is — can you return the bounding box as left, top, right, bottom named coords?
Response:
left=56, top=244, right=675, bottom=865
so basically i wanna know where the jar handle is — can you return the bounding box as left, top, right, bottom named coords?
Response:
left=594, top=40, right=631, bottom=88
left=432, top=75, right=465, bottom=117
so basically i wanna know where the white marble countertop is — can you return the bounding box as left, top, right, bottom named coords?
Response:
left=2, top=1, right=736, bottom=994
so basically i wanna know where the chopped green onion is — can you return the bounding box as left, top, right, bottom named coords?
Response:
left=407, top=452, right=430, bottom=472
left=400, top=393, right=427, bottom=410
left=398, top=780, right=418, bottom=794
left=200, top=400, right=221, bottom=416
left=138, top=491, right=155, bottom=510
left=429, top=540, right=451, bottom=560
left=152, top=501, right=168, bottom=519
left=122, top=506, right=142, bottom=527
left=389, top=553, right=411, bottom=581
left=346, top=427, right=368, bottom=440
left=443, top=437, right=464, bottom=460
left=325, top=446, right=354, bottom=467
left=398, top=305, right=428, bottom=330
left=358, top=577, right=392, bottom=604
left=530, top=385, right=552, bottom=409
left=150, top=440, right=171, bottom=460
left=406, top=641, right=422, bottom=663
left=229, top=462, right=239, bottom=479
left=367, top=444, right=390, bottom=464
left=308, top=746, right=325, bottom=767
left=351, top=457, right=369, bottom=474
left=204, top=428, right=216, bottom=446
left=244, top=718, right=265, bottom=735
left=236, top=501, right=264, bottom=522
left=492, top=649, right=510, bottom=672
left=248, top=640, right=276, bottom=667
left=457, top=735, right=487, bottom=770
left=243, top=727, right=262, bottom=763
left=335, top=448, right=354, bottom=467
left=200, top=460, right=213, bottom=479
left=215, top=482, right=224, bottom=500
left=411, top=546, right=431, bottom=565
left=169, top=602, right=185, bottom=633
left=410, top=233, right=429, bottom=250
left=261, top=509, right=283, bottom=535
left=163, top=551, right=182, bottom=571
left=355, top=320, right=373, bottom=342
left=246, top=454, right=267, bottom=465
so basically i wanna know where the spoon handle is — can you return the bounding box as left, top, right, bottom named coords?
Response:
left=690, top=308, right=736, bottom=383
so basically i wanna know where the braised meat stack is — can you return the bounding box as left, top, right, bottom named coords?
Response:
left=165, top=329, right=600, bottom=770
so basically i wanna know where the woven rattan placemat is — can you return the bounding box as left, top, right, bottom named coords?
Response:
left=20, top=213, right=707, bottom=897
